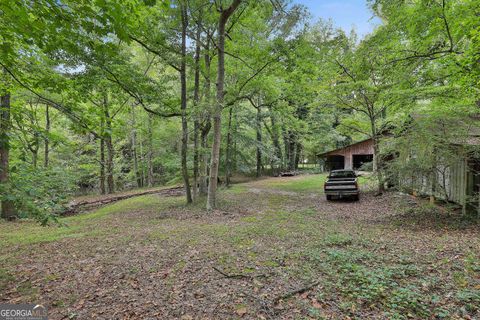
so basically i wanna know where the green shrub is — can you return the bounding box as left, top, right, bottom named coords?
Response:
left=0, top=164, right=78, bottom=224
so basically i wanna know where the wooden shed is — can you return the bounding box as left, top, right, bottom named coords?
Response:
left=394, top=114, right=480, bottom=214
left=399, top=143, right=480, bottom=214
left=317, top=138, right=374, bottom=170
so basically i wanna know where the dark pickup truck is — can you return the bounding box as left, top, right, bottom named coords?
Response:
left=324, top=169, right=359, bottom=201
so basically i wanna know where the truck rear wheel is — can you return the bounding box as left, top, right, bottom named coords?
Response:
left=353, top=195, right=359, bottom=201
left=326, top=195, right=332, bottom=201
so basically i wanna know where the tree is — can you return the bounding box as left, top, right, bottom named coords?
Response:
left=364, top=0, right=480, bottom=194
left=328, top=35, right=403, bottom=193
left=0, top=70, right=16, bottom=219
left=206, top=0, right=243, bottom=210
left=180, top=1, right=193, bottom=203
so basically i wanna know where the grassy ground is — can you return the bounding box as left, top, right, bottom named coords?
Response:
left=1, top=174, right=479, bottom=319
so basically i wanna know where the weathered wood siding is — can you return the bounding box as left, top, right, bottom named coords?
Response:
left=400, top=157, right=468, bottom=207
left=324, top=139, right=374, bottom=169
left=446, top=159, right=467, bottom=205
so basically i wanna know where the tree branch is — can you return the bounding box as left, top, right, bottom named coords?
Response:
left=0, top=62, right=100, bottom=138
left=102, top=66, right=181, bottom=118
left=129, top=35, right=181, bottom=72
left=236, top=57, right=277, bottom=94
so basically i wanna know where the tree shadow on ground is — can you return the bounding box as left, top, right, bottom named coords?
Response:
left=388, top=196, right=480, bottom=231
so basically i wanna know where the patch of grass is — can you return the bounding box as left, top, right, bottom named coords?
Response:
left=338, top=264, right=395, bottom=303
left=0, top=268, right=15, bottom=291
left=259, top=173, right=371, bottom=193
left=334, top=264, right=428, bottom=317
left=465, top=253, right=480, bottom=273
left=228, top=234, right=255, bottom=248
left=224, top=217, right=290, bottom=244
left=299, top=208, right=318, bottom=216
left=201, top=223, right=230, bottom=237
left=385, top=286, right=430, bottom=319
left=16, top=280, right=39, bottom=300
left=0, top=195, right=183, bottom=246
left=323, top=233, right=354, bottom=247
left=44, top=273, right=59, bottom=282
left=456, top=289, right=480, bottom=313
left=0, top=222, right=85, bottom=247
left=261, top=259, right=280, bottom=267
left=216, top=252, right=236, bottom=269
left=325, top=248, right=375, bottom=265
left=129, top=266, right=140, bottom=274
left=224, top=184, right=248, bottom=194
left=261, top=174, right=327, bottom=193
left=240, top=215, right=258, bottom=223
left=302, top=244, right=435, bottom=319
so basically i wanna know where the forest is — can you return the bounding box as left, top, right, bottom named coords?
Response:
left=1, top=0, right=480, bottom=319
left=1, top=0, right=479, bottom=220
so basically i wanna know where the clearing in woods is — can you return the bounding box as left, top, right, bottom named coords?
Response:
left=0, top=174, right=479, bottom=319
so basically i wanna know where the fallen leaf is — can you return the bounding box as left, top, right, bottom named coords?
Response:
left=236, top=307, right=247, bottom=316
left=311, top=299, right=322, bottom=309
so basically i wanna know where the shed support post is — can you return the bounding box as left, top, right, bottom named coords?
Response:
left=345, top=154, right=352, bottom=170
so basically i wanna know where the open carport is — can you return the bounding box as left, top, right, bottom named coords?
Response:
left=318, top=138, right=374, bottom=171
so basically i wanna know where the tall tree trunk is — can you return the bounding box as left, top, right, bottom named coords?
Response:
left=233, top=110, right=238, bottom=172
left=372, top=135, right=384, bottom=194
left=44, top=104, right=50, bottom=168
left=130, top=105, right=142, bottom=188
left=207, top=96, right=222, bottom=210
left=282, top=126, right=289, bottom=170
left=288, top=131, right=296, bottom=171
left=207, top=0, right=242, bottom=210
left=103, top=94, right=114, bottom=194
left=26, top=101, right=39, bottom=169
left=256, top=104, right=262, bottom=178
left=99, top=115, right=106, bottom=194
left=294, top=142, right=302, bottom=169
left=32, top=145, right=38, bottom=169
left=139, top=136, right=146, bottom=187
left=225, top=107, right=233, bottom=186
left=269, top=106, right=282, bottom=174
left=369, top=114, right=384, bottom=194
left=180, top=3, right=192, bottom=203
left=147, top=113, right=154, bottom=187
left=100, top=139, right=106, bottom=195
left=0, top=89, right=16, bottom=220
left=192, top=18, right=202, bottom=200
left=105, top=134, right=114, bottom=194
left=193, top=124, right=200, bottom=198
left=200, top=122, right=211, bottom=196
left=199, top=37, right=212, bottom=197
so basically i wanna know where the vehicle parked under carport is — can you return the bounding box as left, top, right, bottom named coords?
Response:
left=324, top=169, right=359, bottom=201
